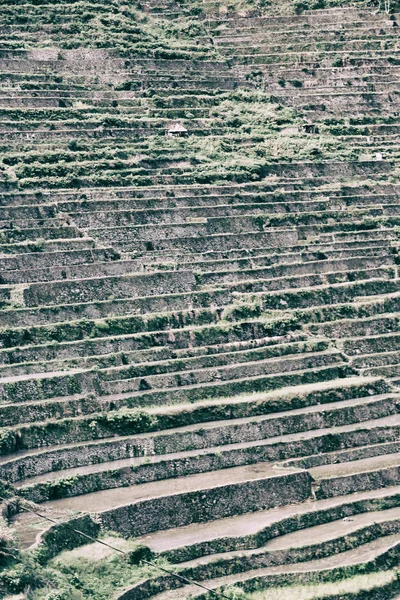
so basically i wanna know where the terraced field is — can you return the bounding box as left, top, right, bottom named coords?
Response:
left=0, top=0, right=400, bottom=598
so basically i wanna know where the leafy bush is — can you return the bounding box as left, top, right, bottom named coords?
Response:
left=128, top=544, right=154, bottom=565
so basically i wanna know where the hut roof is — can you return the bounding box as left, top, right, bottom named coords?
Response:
left=168, top=122, right=188, bottom=133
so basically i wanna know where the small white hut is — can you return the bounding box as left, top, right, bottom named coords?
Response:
left=167, top=123, right=188, bottom=138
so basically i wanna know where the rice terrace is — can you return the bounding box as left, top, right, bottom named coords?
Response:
left=1, top=0, right=400, bottom=598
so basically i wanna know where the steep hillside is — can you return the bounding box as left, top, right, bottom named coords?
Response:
left=0, top=1, right=400, bottom=599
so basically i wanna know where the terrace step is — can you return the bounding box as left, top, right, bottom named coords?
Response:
left=39, top=431, right=400, bottom=527
left=0, top=375, right=388, bottom=448
left=0, top=257, right=153, bottom=285
left=99, top=349, right=344, bottom=394
left=14, top=414, right=400, bottom=503
left=138, top=484, right=400, bottom=557
left=0, top=237, right=97, bottom=255
left=0, top=362, right=358, bottom=427
left=0, top=378, right=388, bottom=479
left=21, top=269, right=196, bottom=307
left=0, top=368, right=95, bottom=404
left=309, top=311, right=400, bottom=338
left=155, top=506, right=400, bottom=586
left=0, top=318, right=289, bottom=370
left=0, top=247, right=119, bottom=272
left=317, top=461, right=400, bottom=504
left=126, top=531, right=400, bottom=599
left=281, top=438, right=400, bottom=471
left=51, top=192, right=400, bottom=214
left=43, top=463, right=313, bottom=537
left=0, top=286, right=234, bottom=329
left=197, top=255, right=395, bottom=286
left=100, top=339, right=330, bottom=381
